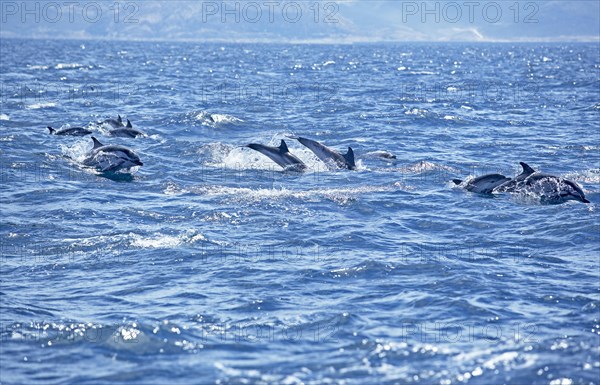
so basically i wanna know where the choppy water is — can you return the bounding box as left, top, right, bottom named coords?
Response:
left=1, top=39, right=599, bottom=385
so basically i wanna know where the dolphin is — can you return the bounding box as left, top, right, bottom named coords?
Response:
left=364, top=150, right=397, bottom=160
left=453, top=173, right=511, bottom=194
left=47, top=126, right=92, bottom=136
left=83, top=137, right=143, bottom=172
left=521, top=173, right=590, bottom=204
left=109, top=119, right=145, bottom=138
left=99, top=115, right=124, bottom=128
left=288, top=136, right=356, bottom=170
left=245, top=140, right=307, bottom=172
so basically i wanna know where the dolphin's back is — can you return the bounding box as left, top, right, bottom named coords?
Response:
left=48, top=126, right=92, bottom=136
left=294, top=136, right=354, bottom=170
left=246, top=140, right=306, bottom=171
left=466, top=174, right=511, bottom=194
left=84, top=139, right=143, bottom=172
left=110, top=128, right=145, bottom=138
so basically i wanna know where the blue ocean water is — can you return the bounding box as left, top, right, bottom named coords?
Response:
left=0, top=38, right=599, bottom=385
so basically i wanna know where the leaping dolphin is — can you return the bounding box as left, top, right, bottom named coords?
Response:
left=452, top=173, right=511, bottom=194
left=109, top=119, right=145, bottom=138
left=287, top=136, right=356, bottom=170
left=83, top=137, right=143, bottom=172
left=47, top=126, right=92, bottom=136
left=245, top=140, right=306, bottom=172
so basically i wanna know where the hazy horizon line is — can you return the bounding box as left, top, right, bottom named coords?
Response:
left=2, top=34, right=599, bottom=44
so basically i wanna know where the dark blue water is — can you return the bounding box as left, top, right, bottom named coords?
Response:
left=1, top=39, right=599, bottom=385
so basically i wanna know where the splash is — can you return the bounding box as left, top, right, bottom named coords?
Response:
left=26, top=102, right=56, bottom=110
left=185, top=184, right=398, bottom=205
left=129, top=229, right=206, bottom=249
left=202, top=136, right=326, bottom=173
left=60, top=139, right=93, bottom=163
left=54, top=63, right=85, bottom=70
left=180, top=110, right=244, bottom=127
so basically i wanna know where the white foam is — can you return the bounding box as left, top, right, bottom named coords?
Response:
left=186, top=184, right=397, bottom=205
left=95, top=123, right=115, bottom=136
left=27, top=65, right=49, bottom=70
left=164, top=181, right=187, bottom=196
left=26, top=102, right=56, bottom=110
left=54, top=63, right=84, bottom=70
left=60, top=139, right=92, bottom=163
left=191, top=111, right=243, bottom=126
left=405, top=108, right=428, bottom=116
left=409, top=70, right=437, bottom=75
left=211, top=113, right=243, bottom=124
left=564, top=169, right=600, bottom=184
left=129, top=229, right=206, bottom=249
left=483, top=351, right=519, bottom=369
left=405, top=161, right=454, bottom=173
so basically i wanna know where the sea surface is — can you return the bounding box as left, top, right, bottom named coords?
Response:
left=0, top=39, right=599, bottom=385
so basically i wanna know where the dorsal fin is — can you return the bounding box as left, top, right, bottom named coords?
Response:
left=47, top=126, right=55, bottom=134
left=278, top=140, right=289, bottom=153
left=126, top=119, right=132, bottom=128
left=519, top=162, right=535, bottom=176
left=91, top=136, right=104, bottom=149
left=343, top=147, right=356, bottom=169
left=117, top=115, right=122, bottom=124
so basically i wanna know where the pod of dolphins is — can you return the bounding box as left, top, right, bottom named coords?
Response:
left=48, top=115, right=146, bottom=173
left=46, top=115, right=591, bottom=204
left=48, top=115, right=145, bottom=138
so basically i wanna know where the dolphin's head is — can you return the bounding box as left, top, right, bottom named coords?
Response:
left=123, top=148, right=143, bottom=166
left=561, top=180, right=590, bottom=203
left=121, top=149, right=143, bottom=167
left=246, top=143, right=263, bottom=152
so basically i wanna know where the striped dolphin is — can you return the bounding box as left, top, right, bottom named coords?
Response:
left=83, top=137, right=143, bottom=172
left=245, top=140, right=306, bottom=172
left=287, top=136, right=355, bottom=170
